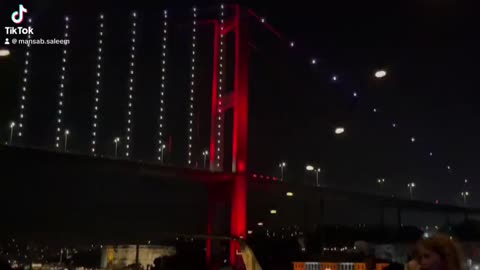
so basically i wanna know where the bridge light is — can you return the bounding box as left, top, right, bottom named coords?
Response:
left=54, top=16, right=70, bottom=148
left=214, top=3, right=226, bottom=168
left=15, top=17, right=33, bottom=138
left=335, top=127, right=345, bottom=134
left=375, top=69, right=387, bottom=78
left=0, top=49, right=10, bottom=57
left=91, top=13, right=106, bottom=154
left=124, top=11, right=138, bottom=158
left=187, top=6, right=198, bottom=165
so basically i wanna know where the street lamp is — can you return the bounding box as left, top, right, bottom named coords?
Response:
left=202, top=150, right=209, bottom=168
left=9, top=122, right=15, bottom=145
left=279, top=162, right=287, bottom=181
left=461, top=191, right=470, bottom=207
left=0, top=48, right=10, bottom=57
left=64, top=129, right=70, bottom=152
left=407, top=182, right=416, bottom=200
left=114, top=137, right=120, bottom=158
left=377, top=178, right=385, bottom=193
left=306, top=165, right=321, bottom=186
left=374, top=70, right=387, bottom=78
left=160, top=144, right=167, bottom=163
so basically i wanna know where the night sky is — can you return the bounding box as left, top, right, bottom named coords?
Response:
left=0, top=0, right=478, bottom=206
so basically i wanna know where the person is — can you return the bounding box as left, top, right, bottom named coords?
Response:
left=416, top=234, right=464, bottom=270
left=405, top=259, right=420, bottom=270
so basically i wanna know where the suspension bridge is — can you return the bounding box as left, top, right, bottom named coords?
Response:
left=0, top=3, right=478, bottom=268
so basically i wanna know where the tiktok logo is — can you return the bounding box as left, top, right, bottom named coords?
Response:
left=11, top=4, right=28, bottom=24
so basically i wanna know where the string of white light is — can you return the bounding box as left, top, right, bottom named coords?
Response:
left=124, top=11, right=138, bottom=158
left=54, top=16, right=70, bottom=149
left=16, top=17, right=33, bottom=139
left=157, top=9, right=168, bottom=162
left=187, top=7, right=197, bottom=165
left=215, top=4, right=226, bottom=169
left=90, top=13, right=105, bottom=154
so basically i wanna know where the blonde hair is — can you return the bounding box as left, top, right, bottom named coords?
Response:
left=417, top=234, right=465, bottom=270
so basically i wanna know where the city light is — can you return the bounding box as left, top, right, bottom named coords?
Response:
left=286, top=192, right=294, bottom=197
left=270, top=209, right=277, bottom=214
left=335, top=127, right=345, bottom=134
left=257, top=222, right=263, bottom=226
left=374, top=70, right=387, bottom=78
left=411, top=137, right=416, bottom=143
left=247, top=230, right=253, bottom=235
left=0, top=49, right=10, bottom=57
left=290, top=41, right=295, bottom=47
left=311, top=58, right=317, bottom=65
left=306, top=165, right=314, bottom=171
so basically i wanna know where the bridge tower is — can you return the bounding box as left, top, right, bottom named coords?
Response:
left=207, top=4, right=249, bottom=267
